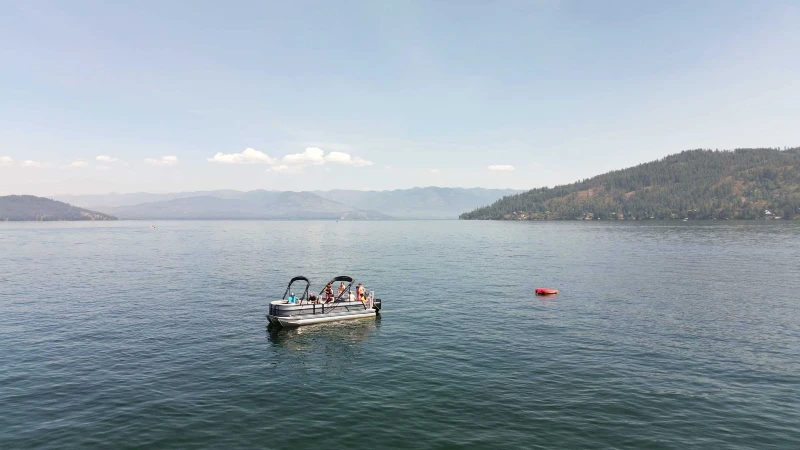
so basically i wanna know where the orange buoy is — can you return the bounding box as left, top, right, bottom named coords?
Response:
left=535, top=288, right=558, bottom=296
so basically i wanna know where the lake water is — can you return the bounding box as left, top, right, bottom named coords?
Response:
left=1, top=220, right=799, bottom=449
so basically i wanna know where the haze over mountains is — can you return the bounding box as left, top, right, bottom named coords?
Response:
left=313, top=188, right=520, bottom=219
left=55, top=187, right=520, bottom=220
left=12, top=148, right=800, bottom=221
left=0, top=195, right=116, bottom=221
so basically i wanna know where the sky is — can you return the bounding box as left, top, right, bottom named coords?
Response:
left=1, top=0, right=799, bottom=195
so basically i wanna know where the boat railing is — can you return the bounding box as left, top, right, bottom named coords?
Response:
left=363, top=291, right=374, bottom=310
left=269, top=290, right=377, bottom=317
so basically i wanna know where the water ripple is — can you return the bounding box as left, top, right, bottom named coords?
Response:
left=1, top=220, right=799, bottom=449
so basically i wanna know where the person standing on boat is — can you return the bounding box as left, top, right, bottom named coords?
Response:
left=337, top=282, right=346, bottom=298
left=356, top=283, right=366, bottom=302
left=324, top=283, right=334, bottom=303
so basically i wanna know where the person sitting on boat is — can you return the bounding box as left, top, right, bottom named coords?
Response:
left=308, top=292, right=317, bottom=303
left=337, top=282, right=346, bottom=297
left=287, top=292, right=298, bottom=303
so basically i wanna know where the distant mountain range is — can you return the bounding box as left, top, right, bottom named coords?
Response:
left=461, top=147, right=800, bottom=220
left=314, top=187, right=521, bottom=219
left=0, top=195, right=116, bottom=221
left=93, top=191, right=389, bottom=220
left=55, top=187, right=520, bottom=220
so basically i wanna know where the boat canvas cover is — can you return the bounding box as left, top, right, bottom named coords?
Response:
left=288, top=276, right=310, bottom=285
left=319, top=276, right=355, bottom=300
left=329, top=276, right=354, bottom=283
left=283, top=276, right=311, bottom=300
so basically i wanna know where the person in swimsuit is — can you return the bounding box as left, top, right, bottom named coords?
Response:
left=324, top=284, right=333, bottom=303
left=356, top=283, right=366, bottom=302
left=337, top=282, right=346, bottom=297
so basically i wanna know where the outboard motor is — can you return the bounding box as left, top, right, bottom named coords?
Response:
left=373, top=298, right=382, bottom=312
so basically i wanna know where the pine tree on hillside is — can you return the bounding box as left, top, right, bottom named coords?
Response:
left=460, top=148, right=800, bottom=220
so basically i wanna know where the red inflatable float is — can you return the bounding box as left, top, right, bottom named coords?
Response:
left=535, top=288, right=558, bottom=296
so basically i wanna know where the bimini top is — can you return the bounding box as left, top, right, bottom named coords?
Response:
left=288, top=276, right=310, bottom=285
left=283, top=276, right=311, bottom=300
left=319, top=275, right=355, bottom=301
left=327, top=275, right=354, bottom=284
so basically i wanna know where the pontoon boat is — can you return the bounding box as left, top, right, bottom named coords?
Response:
left=267, top=276, right=381, bottom=327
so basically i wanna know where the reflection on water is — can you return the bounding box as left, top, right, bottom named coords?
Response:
left=266, top=318, right=382, bottom=379
left=267, top=316, right=381, bottom=350
left=536, top=296, right=559, bottom=307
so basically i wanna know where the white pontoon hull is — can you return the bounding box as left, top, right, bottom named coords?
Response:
left=268, top=309, right=376, bottom=327
left=267, top=298, right=380, bottom=328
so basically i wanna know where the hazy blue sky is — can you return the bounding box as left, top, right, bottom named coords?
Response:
left=1, top=0, right=798, bottom=195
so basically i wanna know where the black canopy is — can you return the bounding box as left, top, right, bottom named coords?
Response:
left=319, top=275, right=355, bottom=300
left=329, top=275, right=354, bottom=284
left=283, top=276, right=311, bottom=301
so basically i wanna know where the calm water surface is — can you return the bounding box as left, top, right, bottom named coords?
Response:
left=1, top=221, right=799, bottom=449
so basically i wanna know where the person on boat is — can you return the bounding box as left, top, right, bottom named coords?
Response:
left=337, top=282, right=346, bottom=297
left=324, top=284, right=334, bottom=303
left=356, top=283, right=366, bottom=302
left=308, top=292, right=317, bottom=303
left=287, top=292, right=298, bottom=303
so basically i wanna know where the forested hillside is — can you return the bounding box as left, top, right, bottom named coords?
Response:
left=0, top=195, right=117, bottom=221
left=460, top=148, right=800, bottom=220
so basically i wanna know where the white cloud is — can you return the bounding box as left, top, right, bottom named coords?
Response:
left=429, top=169, right=440, bottom=174
left=269, top=164, right=304, bottom=174
left=63, top=161, right=89, bottom=169
left=306, top=142, right=352, bottom=152
left=21, top=160, right=52, bottom=168
left=283, top=147, right=325, bottom=166
left=96, top=165, right=111, bottom=170
left=206, top=146, right=374, bottom=173
left=145, top=155, right=179, bottom=166
left=488, top=165, right=515, bottom=171
left=276, top=147, right=373, bottom=172
left=208, top=148, right=277, bottom=164
left=0, top=156, right=12, bottom=167
left=384, top=165, right=392, bottom=169
left=325, top=151, right=351, bottom=164
left=350, top=157, right=373, bottom=167
left=96, top=155, right=119, bottom=163
left=325, top=151, right=373, bottom=167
